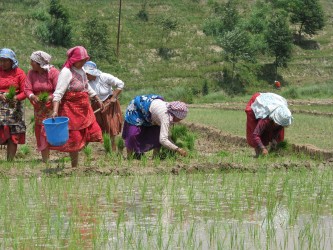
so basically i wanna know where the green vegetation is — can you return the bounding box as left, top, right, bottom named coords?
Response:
left=0, top=0, right=332, bottom=101
left=6, top=85, right=16, bottom=100
left=1, top=169, right=333, bottom=248
left=37, top=91, right=49, bottom=102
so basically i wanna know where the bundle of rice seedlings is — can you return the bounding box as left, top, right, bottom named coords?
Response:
left=38, top=91, right=49, bottom=102
left=6, top=85, right=16, bottom=100
left=160, top=124, right=196, bottom=159
left=103, top=133, right=112, bottom=154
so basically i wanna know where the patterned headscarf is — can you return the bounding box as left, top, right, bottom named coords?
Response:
left=0, top=48, right=19, bottom=69
left=63, top=46, right=90, bottom=68
left=167, top=101, right=188, bottom=120
left=83, top=61, right=102, bottom=77
left=269, top=105, right=293, bottom=127
left=30, top=51, right=52, bottom=71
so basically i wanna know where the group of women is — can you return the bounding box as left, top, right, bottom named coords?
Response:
left=0, top=46, right=293, bottom=167
left=0, top=46, right=190, bottom=167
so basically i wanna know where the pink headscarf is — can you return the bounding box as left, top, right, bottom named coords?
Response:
left=63, top=46, right=90, bottom=68
left=167, top=101, right=188, bottom=120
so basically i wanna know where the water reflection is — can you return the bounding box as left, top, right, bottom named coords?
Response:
left=1, top=172, right=333, bottom=249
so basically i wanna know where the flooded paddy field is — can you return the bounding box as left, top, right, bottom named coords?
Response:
left=0, top=102, right=332, bottom=249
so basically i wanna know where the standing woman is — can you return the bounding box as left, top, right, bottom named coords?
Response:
left=83, top=61, right=124, bottom=152
left=122, top=94, right=188, bottom=159
left=0, top=48, right=26, bottom=161
left=24, top=51, right=59, bottom=162
left=245, top=92, right=293, bottom=157
left=51, top=46, right=103, bottom=168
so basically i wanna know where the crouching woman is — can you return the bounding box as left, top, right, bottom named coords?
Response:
left=245, top=92, right=293, bottom=157
left=122, top=94, right=188, bottom=159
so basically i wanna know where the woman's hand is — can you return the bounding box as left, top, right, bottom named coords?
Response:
left=0, top=93, right=6, bottom=102
left=110, top=96, right=117, bottom=103
left=262, top=148, right=268, bottom=156
left=51, top=111, right=58, bottom=119
left=176, top=148, right=188, bottom=157
left=30, top=94, right=39, bottom=105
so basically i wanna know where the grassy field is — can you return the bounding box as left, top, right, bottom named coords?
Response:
left=0, top=0, right=333, bottom=102
left=187, top=108, right=333, bottom=151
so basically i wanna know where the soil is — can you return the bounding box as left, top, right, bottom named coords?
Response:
left=0, top=104, right=332, bottom=178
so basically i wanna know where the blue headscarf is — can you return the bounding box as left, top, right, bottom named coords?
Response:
left=0, top=48, right=19, bottom=69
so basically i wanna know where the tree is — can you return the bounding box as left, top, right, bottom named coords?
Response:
left=203, top=0, right=240, bottom=36
left=217, top=27, right=254, bottom=86
left=36, top=0, right=72, bottom=46
left=82, top=17, right=113, bottom=62
left=48, top=0, right=72, bottom=46
left=289, top=0, right=325, bottom=42
left=264, top=10, right=293, bottom=79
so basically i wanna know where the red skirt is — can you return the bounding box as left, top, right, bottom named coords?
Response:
left=0, top=126, right=25, bottom=145
left=50, top=92, right=102, bottom=152
left=245, top=93, right=284, bottom=148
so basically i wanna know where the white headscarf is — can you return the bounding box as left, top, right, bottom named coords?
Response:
left=269, top=105, right=293, bottom=126
left=30, top=51, right=52, bottom=71
left=251, top=92, right=293, bottom=127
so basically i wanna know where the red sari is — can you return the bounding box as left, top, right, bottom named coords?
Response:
left=0, top=67, right=26, bottom=145
left=50, top=69, right=102, bottom=152
left=245, top=93, right=284, bottom=148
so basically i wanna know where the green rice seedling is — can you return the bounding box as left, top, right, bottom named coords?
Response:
left=38, top=91, right=49, bottom=102
left=29, top=115, right=35, bottom=134
left=19, top=145, right=30, bottom=156
left=160, top=124, right=196, bottom=159
left=102, top=133, right=111, bottom=154
left=83, top=145, right=92, bottom=163
left=116, top=137, right=125, bottom=153
left=6, top=85, right=16, bottom=100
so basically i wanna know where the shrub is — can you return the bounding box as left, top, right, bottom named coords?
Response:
left=82, top=17, right=114, bottom=62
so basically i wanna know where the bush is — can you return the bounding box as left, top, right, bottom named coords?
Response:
left=35, top=0, right=72, bottom=46
left=82, top=17, right=114, bottom=62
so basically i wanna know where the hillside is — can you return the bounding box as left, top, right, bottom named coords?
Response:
left=1, top=0, right=333, bottom=103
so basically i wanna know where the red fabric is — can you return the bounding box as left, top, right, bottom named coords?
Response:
left=49, top=91, right=102, bottom=152
left=59, top=92, right=95, bottom=130
left=63, top=46, right=90, bottom=68
left=0, top=126, right=25, bottom=145
left=24, top=67, right=58, bottom=98
left=35, top=124, right=48, bottom=151
left=245, top=93, right=284, bottom=148
left=0, top=67, right=26, bottom=101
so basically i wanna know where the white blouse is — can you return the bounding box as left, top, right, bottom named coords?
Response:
left=149, top=99, right=178, bottom=151
left=53, top=67, right=96, bottom=102
left=88, top=72, right=124, bottom=101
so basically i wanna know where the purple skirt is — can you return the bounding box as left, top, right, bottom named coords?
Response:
left=122, top=121, right=161, bottom=153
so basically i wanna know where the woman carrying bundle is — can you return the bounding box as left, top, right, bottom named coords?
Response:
left=25, top=51, right=59, bottom=162
left=245, top=92, right=293, bottom=157
left=0, top=48, right=26, bottom=161
left=122, top=94, right=188, bottom=159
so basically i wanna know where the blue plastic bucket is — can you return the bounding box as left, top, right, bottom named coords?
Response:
left=42, top=117, right=69, bottom=146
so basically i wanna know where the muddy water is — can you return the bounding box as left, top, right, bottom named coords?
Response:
left=1, top=171, right=333, bottom=249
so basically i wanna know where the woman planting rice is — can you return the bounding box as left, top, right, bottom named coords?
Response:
left=25, top=51, right=59, bottom=162
left=122, top=94, right=188, bottom=159
left=83, top=61, right=124, bottom=152
left=0, top=48, right=26, bottom=161
left=245, top=92, right=293, bottom=157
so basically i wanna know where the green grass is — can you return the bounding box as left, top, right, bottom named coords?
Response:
left=0, top=0, right=332, bottom=100
left=187, top=108, right=333, bottom=150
